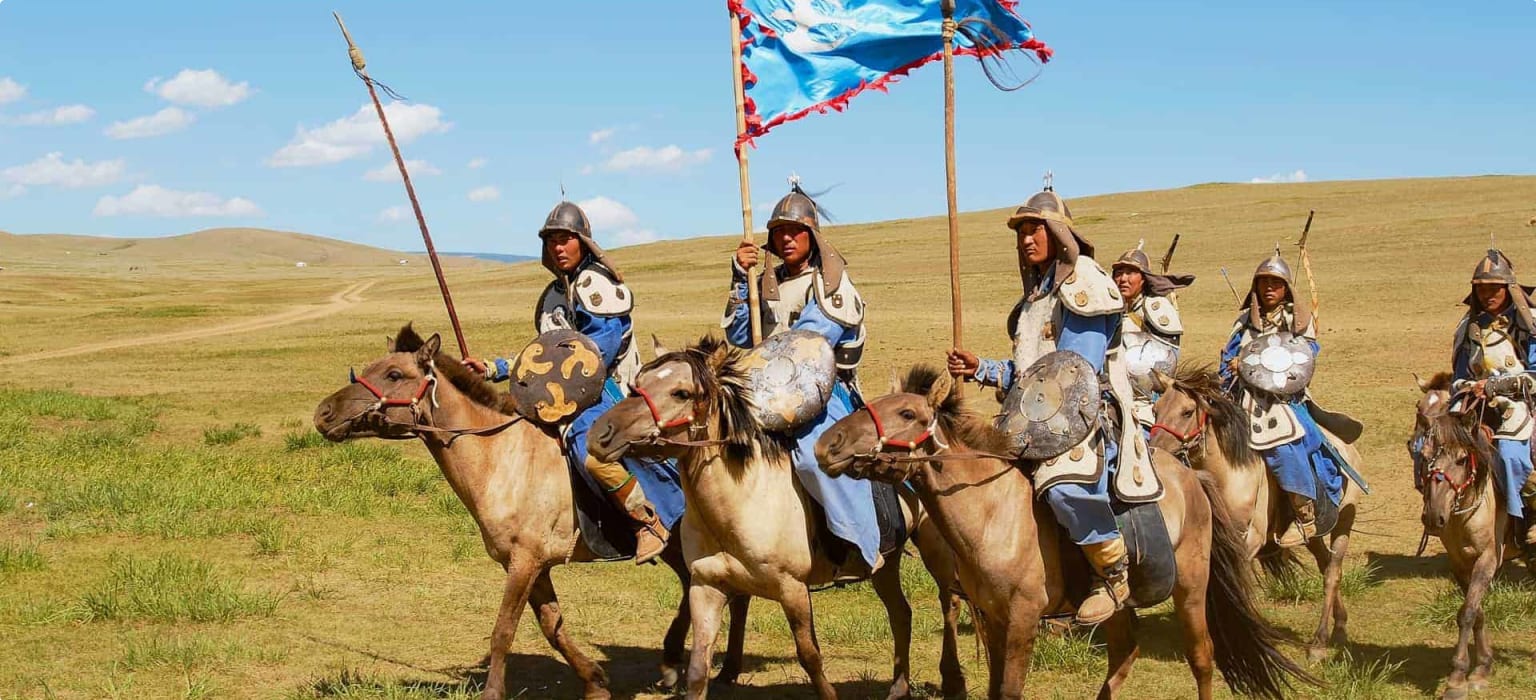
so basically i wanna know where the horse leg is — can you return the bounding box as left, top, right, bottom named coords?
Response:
left=914, top=522, right=966, bottom=699
left=684, top=583, right=729, bottom=700
left=481, top=559, right=540, bottom=700
left=870, top=560, right=913, bottom=699
left=1469, top=608, right=1493, bottom=691
left=994, top=604, right=1040, bottom=700
left=1305, top=510, right=1351, bottom=663
left=780, top=583, right=837, bottom=700
left=716, top=595, right=750, bottom=685
left=1095, top=608, right=1140, bottom=699
left=1443, top=554, right=1498, bottom=700
left=657, top=544, right=691, bottom=691
left=1175, top=562, right=1216, bottom=700
left=526, top=570, right=611, bottom=700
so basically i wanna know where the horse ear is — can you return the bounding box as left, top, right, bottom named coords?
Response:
left=386, top=335, right=396, bottom=352
left=1414, top=373, right=1433, bottom=394
left=926, top=373, right=955, bottom=410
left=889, top=369, right=902, bottom=396
left=417, top=333, right=442, bottom=363
left=652, top=334, right=671, bottom=360
left=1149, top=370, right=1171, bottom=395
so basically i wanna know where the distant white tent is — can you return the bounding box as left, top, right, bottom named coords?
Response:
left=295, top=261, right=308, bottom=268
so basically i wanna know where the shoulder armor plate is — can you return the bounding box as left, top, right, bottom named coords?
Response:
left=572, top=267, right=633, bottom=317
left=814, top=271, right=864, bottom=328
left=1142, top=297, right=1183, bottom=335
left=1057, top=257, right=1122, bottom=318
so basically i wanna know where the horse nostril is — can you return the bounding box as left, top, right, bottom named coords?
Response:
left=314, top=401, right=335, bottom=425
left=595, top=421, right=616, bottom=448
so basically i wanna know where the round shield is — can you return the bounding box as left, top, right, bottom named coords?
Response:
left=1122, top=331, right=1178, bottom=395
left=997, top=350, right=1102, bottom=460
left=741, top=330, right=837, bottom=432
left=1238, top=331, right=1315, bottom=397
left=508, top=329, right=606, bottom=425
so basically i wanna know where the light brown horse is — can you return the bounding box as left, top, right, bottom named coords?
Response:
left=814, top=365, right=1315, bottom=700
left=312, top=324, right=745, bottom=700
left=588, top=337, right=966, bottom=700
left=1411, top=372, right=1524, bottom=700
left=1146, top=365, right=1362, bottom=663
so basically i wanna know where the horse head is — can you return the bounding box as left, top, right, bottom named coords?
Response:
left=816, top=366, right=956, bottom=484
left=1149, top=363, right=1257, bottom=469
left=314, top=324, right=446, bottom=442
left=1411, top=372, right=1492, bottom=534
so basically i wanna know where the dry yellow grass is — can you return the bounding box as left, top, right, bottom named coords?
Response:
left=3, top=175, right=1536, bottom=699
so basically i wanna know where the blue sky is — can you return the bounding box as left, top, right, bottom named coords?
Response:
left=1, top=1, right=1532, bottom=256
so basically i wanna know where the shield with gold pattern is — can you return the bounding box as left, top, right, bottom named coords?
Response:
left=742, top=329, right=837, bottom=432
left=508, top=329, right=606, bottom=425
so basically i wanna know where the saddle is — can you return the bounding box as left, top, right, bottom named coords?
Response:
left=1054, top=497, right=1177, bottom=611
left=808, top=480, right=908, bottom=572
left=565, top=450, right=685, bottom=562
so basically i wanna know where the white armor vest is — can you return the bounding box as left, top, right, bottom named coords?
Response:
left=1011, top=257, right=1162, bottom=503
left=536, top=263, right=641, bottom=388
left=729, top=263, right=868, bottom=374
left=1456, top=313, right=1533, bottom=439
left=1123, top=295, right=1183, bottom=425
left=1235, top=305, right=1314, bottom=450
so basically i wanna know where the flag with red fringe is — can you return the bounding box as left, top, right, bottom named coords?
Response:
left=731, top=0, right=1051, bottom=149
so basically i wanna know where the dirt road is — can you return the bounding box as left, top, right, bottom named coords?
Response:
left=0, top=280, right=376, bottom=365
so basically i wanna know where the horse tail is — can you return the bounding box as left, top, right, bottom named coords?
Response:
left=1198, top=472, right=1320, bottom=699
left=1256, top=540, right=1302, bottom=580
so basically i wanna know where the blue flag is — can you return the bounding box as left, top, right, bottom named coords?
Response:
left=732, top=0, right=1051, bottom=147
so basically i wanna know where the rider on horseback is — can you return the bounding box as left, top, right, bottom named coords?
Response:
left=948, top=185, right=1157, bottom=626
left=1451, top=249, right=1536, bottom=563
left=1112, top=243, right=1194, bottom=425
left=724, top=181, right=881, bottom=579
left=1219, top=249, right=1343, bottom=548
left=464, top=201, right=672, bottom=564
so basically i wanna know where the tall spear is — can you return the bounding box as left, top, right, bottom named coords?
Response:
left=729, top=7, right=764, bottom=345
left=941, top=0, right=964, bottom=348
left=1294, top=210, right=1320, bottom=328
left=332, top=11, right=470, bottom=359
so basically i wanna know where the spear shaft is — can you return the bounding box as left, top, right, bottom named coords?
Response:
left=333, top=11, right=469, bottom=359
left=1295, top=210, right=1320, bottom=328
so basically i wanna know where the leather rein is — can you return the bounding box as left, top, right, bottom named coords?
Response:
left=335, top=364, right=524, bottom=444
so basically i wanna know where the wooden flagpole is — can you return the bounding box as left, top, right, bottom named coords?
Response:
left=730, top=8, right=764, bottom=345
left=333, top=12, right=470, bottom=359
left=941, top=0, right=963, bottom=349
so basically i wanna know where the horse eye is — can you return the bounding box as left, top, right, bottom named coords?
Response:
left=386, top=370, right=404, bottom=381
left=1181, top=408, right=1195, bottom=418
left=899, top=409, right=918, bottom=421
left=672, top=389, right=692, bottom=401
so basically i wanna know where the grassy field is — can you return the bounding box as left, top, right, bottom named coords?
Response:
left=3, top=175, right=1536, bottom=699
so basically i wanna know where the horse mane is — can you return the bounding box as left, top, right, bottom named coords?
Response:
left=1169, top=362, right=1258, bottom=467
left=1420, top=371, right=1453, bottom=392
left=645, top=335, right=790, bottom=464
left=899, top=364, right=1015, bottom=455
left=393, top=323, right=519, bottom=416
left=1426, top=407, right=1497, bottom=497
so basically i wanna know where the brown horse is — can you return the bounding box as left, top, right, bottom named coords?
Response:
left=1146, top=364, right=1362, bottom=663
left=588, top=337, right=966, bottom=700
left=1411, top=372, right=1525, bottom=700
left=814, top=365, right=1314, bottom=700
left=312, top=324, right=744, bottom=700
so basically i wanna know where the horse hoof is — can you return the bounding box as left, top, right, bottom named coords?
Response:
left=885, top=679, right=913, bottom=700
left=1441, top=685, right=1469, bottom=700
left=713, top=670, right=741, bottom=687
left=1469, top=676, right=1489, bottom=692
left=941, top=680, right=968, bottom=700
left=654, top=666, right=681, bottom=691
left=1307, top=646, right=1329, bottom=664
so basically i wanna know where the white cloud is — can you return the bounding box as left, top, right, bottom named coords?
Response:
left=104, top=107, right=195, bottom=139
left=467, top=186, right=501, bottom=202
left=0, top=77, right=25, bottom=105
left=467, top=157, right=488, bottom=169
left=588, top=127, right=616, bottom=145
left=267, top=102, right=451, bottom=167
left=379, top=205, right=411, bottom=223
left=598, top=145, right=712, bottom=173
left=2, top=152, right=125, bottom=190
left=363, top=159, right=440, bottom=181
left=1250, top=169, right=1308, bottom=184
left=5, top=104, right=95, bottom=126
left=577, top=195, right=656, bottom=247
left=144, top=69, right=253, bottom=108
left=93, top=185, right=262, bottom=218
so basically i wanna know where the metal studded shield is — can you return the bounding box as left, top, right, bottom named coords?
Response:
left=508, top=329, right=607, bottom=425
left=741, top=329, right=837, bottom=432
left=997, top=350, right=1102, bottom=460
left=1238, top=331, right=1316, bottom=397
left=1122, top=330, right=1178, bottom=395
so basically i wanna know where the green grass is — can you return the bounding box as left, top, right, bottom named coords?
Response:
left=286, top=669, right=479, bottom=700
left=1311, top=652, right=1408, bottom=700
left=202, top=422, right=262, bottom=445
left=1416, top=579, right=1536, bottom=632
left=80, top=553, right=281, bottom=623
left=286, top=429, right=330, bottom=451
left=248, top=517, right=304, bottom=556
left=1263, top=562, right=1382, bottom=604
left=0, top=541, right=46, bottom=577
left=118, top=633, right=282, bottom=672
left=1029, top=626, right=1103, bottom=675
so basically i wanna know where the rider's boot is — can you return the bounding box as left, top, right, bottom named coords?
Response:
left=1521, top=482, right=1536, bottom=571
left=1075, top=537, right=1131, bottom=626
left=611, top=477, right=670, bottom=565
left=1276, top=493, right=1319, bottom=548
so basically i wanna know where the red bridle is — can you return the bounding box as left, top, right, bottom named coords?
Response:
left=633, top=385, right=695, bottom=431
left=864, top=403, right=944, bottom=453
left=350, top=366, right=436, bottom=410
left=1149, top=406, right=1208, bottom=450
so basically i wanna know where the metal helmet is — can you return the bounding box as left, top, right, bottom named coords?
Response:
left=1113, top=246, right=1153, bottom=274
left=1462, top=249, right=1536, bottom=329
left=538, top=200, right=623, bottom=281
left=767, top=189, right=820, bottom=235
left=1113, top=240, right=1195, bottom=297
left=1253, top=247, right=1295, bottom=287
left=1006, top=177, right=1097, bottom=293
left=756, top=180, right=851, bottom=306
left=1241, top=246, right=1296, bottom=318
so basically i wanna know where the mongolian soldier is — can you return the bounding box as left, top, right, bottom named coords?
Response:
left=1111, top=243, right=1194, bottom=425
left=1451, top=249, right=1536, bottom=562
left=1219, top=248, right=1344, bottom=548
left=723, top=181, right=880, bottom=579
left=464, top=201, right=673, bottom=564
left=948, top=186, right=1160, bottom=626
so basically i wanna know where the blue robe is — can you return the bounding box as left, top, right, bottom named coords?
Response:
left=1452, top=307, right=1536, bottom=518
left=725, top=268, right=881, bottom=569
